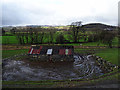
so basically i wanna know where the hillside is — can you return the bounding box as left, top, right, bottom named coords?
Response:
left=1, top=23, right=117, bottom=31
left=82, top=23, right=117, bottom=30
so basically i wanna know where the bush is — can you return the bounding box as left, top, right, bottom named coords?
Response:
left=88, top=34, right=100, bottom=42
left=99, top=31, right=115, bottom=48
left=56, top=34, right=65, bottom=44
left=88, top=35, right=94, bottom=42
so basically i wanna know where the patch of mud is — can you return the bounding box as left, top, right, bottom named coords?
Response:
left=2, top=55, right=104, bottom=81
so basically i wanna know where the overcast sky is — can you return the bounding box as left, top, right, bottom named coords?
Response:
left=1, top=0, right=119, bottom=26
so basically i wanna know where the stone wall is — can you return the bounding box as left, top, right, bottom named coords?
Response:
left=91, top=55, right=118, bottom=73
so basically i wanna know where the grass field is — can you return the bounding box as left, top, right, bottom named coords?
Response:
left=2, top=49, right=29, bottom=59
left=95, top=48, right=118, bottom=66
left=74, top=48, right=118, bottom=66
left=1, top=36, right=19, bottom=44
left=112, top=37, right=118, bottom=46
left=1, top=35, right=118, bottom=47
left=65, top=42, right=106, bottom=46
left=74, top=48, right=99, bottom=54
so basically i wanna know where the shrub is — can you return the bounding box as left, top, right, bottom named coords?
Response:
left=56, top=34, right=65, bottom=44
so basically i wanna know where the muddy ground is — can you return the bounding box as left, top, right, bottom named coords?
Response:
left=2, top=55, right=103, bottom=81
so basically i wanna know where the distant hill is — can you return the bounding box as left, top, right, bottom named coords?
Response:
left=82, top=23, right=117, bottom=30
left=1, top=23, right=117, bottom=31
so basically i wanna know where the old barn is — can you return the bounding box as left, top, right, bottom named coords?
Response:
left=28, top=45, right=74, bottom=62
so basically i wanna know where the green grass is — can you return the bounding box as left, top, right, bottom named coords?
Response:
left=112, top=37, right=118, bottom=46
left=1, top=36, right=19, bottom=44
left=74, top=48, right=119, bottom=66
left=74, top=48, right=99, bottom=54
left=62, top=42, right=106, bottom=46
left=2, top=49, right=29, bottom=59
left=65, top=36, right=118, bottom=46
left=82, top=42, right=106, bottom=46
left=1, top=34, right=118, bottom=47
left=95, top=48, right=118, bottom=66
left=0, top=36, right=2, bottom=44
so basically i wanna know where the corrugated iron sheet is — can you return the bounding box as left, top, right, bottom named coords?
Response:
left=37, top=46, right=43, bottom=54
left=28, top=45, right=73, bottom=55
left=68, top=49, right=72, bottom=55
left=59, top=49, right=65, bottom=55
left=28, top=47, right=32, bottom=54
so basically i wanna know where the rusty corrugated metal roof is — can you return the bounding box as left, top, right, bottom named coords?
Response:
left=28, top=45, right=73, bottom=55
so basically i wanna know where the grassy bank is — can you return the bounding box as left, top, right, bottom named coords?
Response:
left=95, top=48, right=118, bottom=66
left=74, top=48, right=118, bottom=66
left=2, top=49, right=29, bottom=59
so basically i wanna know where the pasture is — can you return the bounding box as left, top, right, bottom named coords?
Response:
left=1, top=35, right=118, bottom=46
left=1, top=36, right=19, bottom=44
left=95, top=48, right=118, bottom=66
left=2, top=49, right=28, bottom=59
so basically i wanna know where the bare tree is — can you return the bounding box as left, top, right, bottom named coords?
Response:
left=56, top=33, right=65, bottom=44
left=33, top=27, right=39, bottom=44
left=25, top=32, right=29, bottom=44
left=37, top=27, right=45, bottom=44
left=39, top=32, right=45, bottom=44
left=47, top=27, right=56, bottom=44
left=10, top=27, right=16, bottom=34
left=16, top=32, right=23, bottom=45
left=2, top=28, right=5, bottom=35
left=68, top=21, right=82, bottom=43
left=29, top=28, right=34, bottom=44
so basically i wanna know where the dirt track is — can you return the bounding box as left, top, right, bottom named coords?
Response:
left=2, top=45, right=107, bottom=50
left=2, top=45, right=31, bottom=50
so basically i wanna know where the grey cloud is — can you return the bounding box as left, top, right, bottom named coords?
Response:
left=2, top=12, right=24, bottom=25
left=94, top=16, right=117, bottom=26
left=2, top=2, right=55, bottom=26
left=2, top=0, right=118, bottom=26
left=66, top=16, right=117, bottom=26
left=2, top=4, right=29, bottom=25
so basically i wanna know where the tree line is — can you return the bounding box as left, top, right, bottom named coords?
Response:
left=2, top=21, right=117, bottom=48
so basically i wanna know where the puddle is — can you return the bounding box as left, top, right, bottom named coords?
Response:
left=2, top=55, right=104, bottom=81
